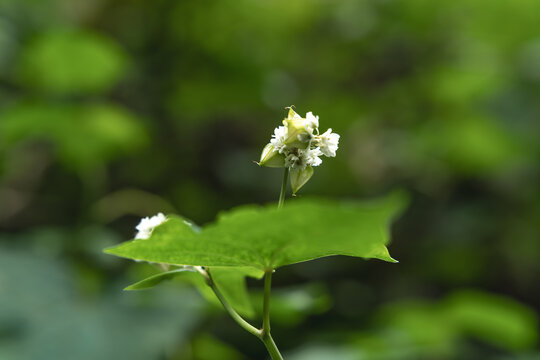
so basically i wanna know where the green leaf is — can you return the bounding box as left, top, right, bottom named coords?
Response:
left=137, top=267, right=260, bottom=318
left=258, top=143, right=286, bottom=168
left=123, top=266, right=260, bottom=318
left=172, top=267, right=261, bottom=318
left=105, top=192, right=406, bottom=272
left=122, top=219, right=261, bottom=317
left=290, top=166, right=314, bottom=194
left=124, top=268, right=196, bottom=291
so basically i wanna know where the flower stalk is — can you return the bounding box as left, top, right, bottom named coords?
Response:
left=278, top=168, right=289, bottom=209
left=261, top=269, right=283, bottom=359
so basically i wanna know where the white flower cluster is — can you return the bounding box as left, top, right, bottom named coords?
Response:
left=265, top=108, right=340, bottom=170
left=135, top=212, right=167, bottom=239
left=258, top=107, right=340, bottom=194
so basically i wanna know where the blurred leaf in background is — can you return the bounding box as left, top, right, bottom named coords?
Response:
left=288, top=290, right=538, bottom=360
left=16, top=29, right=128, bottom=94
left=0, top=103, right=148, bottom=171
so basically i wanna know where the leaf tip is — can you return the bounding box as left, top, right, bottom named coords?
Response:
left=102, top=246, right=116, bottom=255
left=123, top=283, right=149, bottom=291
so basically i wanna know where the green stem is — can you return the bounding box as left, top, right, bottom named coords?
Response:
left=261, top=333, right=283, bottom=360
left=204, top=269, right=260, bottom=337
left=278, top=168, right=289, bottom=209
left=261, top=270, right=283, bottom=359
left=204, top=268, right=284, bottom=359
left=262, top=270, right=272, bottom=335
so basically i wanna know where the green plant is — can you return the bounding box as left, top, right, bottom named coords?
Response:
left=104, top=108, right=405, bottom=359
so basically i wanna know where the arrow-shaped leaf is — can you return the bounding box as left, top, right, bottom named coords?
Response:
left=105, top=192, right=406, bottom=272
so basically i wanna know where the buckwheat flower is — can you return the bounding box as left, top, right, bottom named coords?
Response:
left=284, top=151, right=301, bottom=169
left=135, top=213, right=167, bottom=239
left=304, top=112, right=319, bottom=132
left=270, top=125, right=288, bottom=153
left=303, top=147, right=323, bottom=167
left=283, top=148, right=323, bottom=170
left=297, top=131, right=313, bottom=144
left=258, top=106, right=340, bottom=194
left=290, top=111, right=319, bottom=144
left=317, top=128, right=340, bottom=157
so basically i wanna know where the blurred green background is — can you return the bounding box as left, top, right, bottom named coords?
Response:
left=1, top=0, right=539, bottom=359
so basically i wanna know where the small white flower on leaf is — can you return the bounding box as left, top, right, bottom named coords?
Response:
left=135, top=213, right=167, bottom=239
left=258, top=106, right=340, bottom=194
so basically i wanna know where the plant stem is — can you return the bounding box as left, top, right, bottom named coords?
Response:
left=204, top=269, right=260, bottom=337
left=204, top=268, right=284, bottom=359
left=261, top=169, right=287, bottom=358
left=261, top=269, right=283, bottom=359
left=261, top=332, right=283, bottom=360
left=262, top=270, right=272, bottom=335
left=278, top=168, right=289, bottom=209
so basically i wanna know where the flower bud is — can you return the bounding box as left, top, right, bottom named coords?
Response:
left=258, top=143, right=285, bottom=168
left=290, top=165, right=314, bottom=194
left=283, top=111, right=311, bottom=148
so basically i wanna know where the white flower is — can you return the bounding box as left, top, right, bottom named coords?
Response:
left=258, top=107, right=339, bottom=194
left=284, top=151, right=301, bottom=169
left=270, top=125, right=288, bottom=153
left=135, top=213, right=167, bottom=239
left=297, top=131, right=313, bottom=143
left=284, top=147, right=323, bottom=169
left=302, top=147, right=323, bottom=167
left=304, top=111, right=319, bottom=131
left=317, top=128, right=340, bottom=157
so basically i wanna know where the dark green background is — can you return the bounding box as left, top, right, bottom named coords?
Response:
left=1, top=0, right=539, bottom=359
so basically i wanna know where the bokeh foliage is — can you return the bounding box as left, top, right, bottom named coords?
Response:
left=0, top=0, right=539, bottom=359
